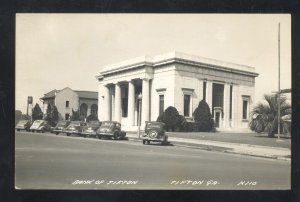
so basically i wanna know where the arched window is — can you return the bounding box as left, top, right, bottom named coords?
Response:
left=80, top=103, right=88, bottom=120
left=91, top=104, right=98, bottom=115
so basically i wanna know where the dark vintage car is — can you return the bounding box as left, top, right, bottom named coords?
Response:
left=142, top=121, right=168, bottom=145
left=96, top=121, right=126, bottom=140
left=81, top=120, right=101, bottom=138
left=64, top=121, right=87, bottom=136
left=52, top=120, right=71, bottom=135
left=29, top=120, right=52, bottom=133
left=15, top=120, right=32, bottom=132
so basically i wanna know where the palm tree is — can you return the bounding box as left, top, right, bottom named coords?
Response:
left=250, top=94, right=291, bottom=138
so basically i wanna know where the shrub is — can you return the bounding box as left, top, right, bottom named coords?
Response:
left=32, top=103, right=43, bottom=121
left=45, top=104, right=59, bottom=126
left=87, top=114, right=99, bottom=122
left=162, top=106, right=179, bottom=132
left=193, top=100, right=214, bottom=132
left=71, top=109, right=80, bottom=121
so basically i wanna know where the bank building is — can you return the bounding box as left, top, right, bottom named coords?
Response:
left=96, top=52, right=259, bottom=131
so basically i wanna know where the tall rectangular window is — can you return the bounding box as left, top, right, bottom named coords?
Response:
left=184, top=95, right=191, bottom=116
left=229, top=85, right=233, bottom=119
left=242, top=100, right=248, bottom=120
left=203, top=81, right=207, bottom=101
left=66, top=101, right=69, bottom=108
left=159, top=95, right=164, bottom=115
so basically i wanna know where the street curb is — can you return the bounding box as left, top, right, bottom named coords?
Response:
left=127, top=136, right=291, bottom=161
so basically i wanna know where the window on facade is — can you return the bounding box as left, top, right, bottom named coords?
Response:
left=159, top=95, right=164, bottom=115
left=184, top=95, right=191, bottom=117
left=242, top=99, right=248, bottom=120
left=203, top=81, right=207, bottom=101
left=66, top=101, right=69, bottom=108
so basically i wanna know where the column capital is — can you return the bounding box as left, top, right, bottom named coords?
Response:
left=141, top=77, right=150, bottom=81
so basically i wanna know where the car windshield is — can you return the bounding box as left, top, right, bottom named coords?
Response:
left=32, top=120, right=44, bottom=127
left=17, top=120, right=28, bottom=125
left=147, top=122, right=164, bottom=128
left=88, top=121, right=100, bottom=127
left=102, top=122, right=115, bottom=127
left=56, top=121, right=68, bottom=127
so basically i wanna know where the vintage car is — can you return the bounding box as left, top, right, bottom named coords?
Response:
left=52, top=120, right=71, bottom=135
left=142, top=121, right=168, bottom=145
left=96, top=121, right=126, bottom=140
left=29, top=120, right=51, bottom=133
left=15, top=120, right=32, bottom=132
left=64, top=121, right=87, bottom=136
left=81, top=120, right=101, bottom=138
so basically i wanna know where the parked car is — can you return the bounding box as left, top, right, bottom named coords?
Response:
left=64, top=121, right=87, bottom=136
left=15, top=120, right=31, bottom=132
left=96, top=121, right=126, bottom=140
left=81, top=120, right=101, bottom=138
left=52, top=120, right=71, bottom=135
left=29, top=120, right=51, bottom=133
left=142, top=121, right=168, bottom=145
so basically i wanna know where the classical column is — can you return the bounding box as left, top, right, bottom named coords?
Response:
left=206, top=81, right=213, bottom=113
left=141, top=78, right=150, bottom=125
left=114, top=83, right=121, bottom=122
left=128, top=80, right=135, bottom=126
left=110, top=87, right=115, bottom=121
left=223, top=83, right=230, bottom=128
left=101, top=84, right=110, bottom=121
left=232, top=84, right=239, bottom=128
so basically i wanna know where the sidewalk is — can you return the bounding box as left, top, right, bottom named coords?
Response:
left=125, top=131, right=291, bottom=161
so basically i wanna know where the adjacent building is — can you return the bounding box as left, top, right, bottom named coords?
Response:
left=40, top=87, right=98, bottom=121
left=96, top=52, right=259, bottom=131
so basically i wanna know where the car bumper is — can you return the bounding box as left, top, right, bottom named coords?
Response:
left=52, top=129, right=64, bottom=133
left=97, top=132, right=114, bottom=137
left=65, top=130, right=80, bottom=134
left=142, top=135, right=168, bottom=142
left=81, top=131, right=97, bottom=136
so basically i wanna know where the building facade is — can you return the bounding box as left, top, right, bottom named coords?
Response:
left=40, top=87, right=98, bottom=121
left=96, top=52, right=259, bottom=131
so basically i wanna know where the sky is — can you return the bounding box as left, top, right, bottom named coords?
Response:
left=16, top=14, right=291, bottom=113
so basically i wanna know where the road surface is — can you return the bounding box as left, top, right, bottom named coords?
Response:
left=15, top=131, right=290, bottom=190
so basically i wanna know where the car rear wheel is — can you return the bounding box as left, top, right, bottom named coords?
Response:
left=17, top=129, right=20, bottom=132
left=142, top=140, right=146, bottom=144
left=56, top=132, right=59, bottom=135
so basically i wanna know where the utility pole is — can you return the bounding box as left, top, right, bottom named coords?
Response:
left=277, top=22, right=281, bottom=140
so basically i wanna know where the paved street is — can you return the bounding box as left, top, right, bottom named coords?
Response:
left=15, top=131, right=290, bottom=190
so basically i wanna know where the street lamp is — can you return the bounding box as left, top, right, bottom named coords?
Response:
left=137, top=93, right=142, bottom=139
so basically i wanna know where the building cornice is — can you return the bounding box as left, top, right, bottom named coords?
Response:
left=96, top=52, right=259, bottom=79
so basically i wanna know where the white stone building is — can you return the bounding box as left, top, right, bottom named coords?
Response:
left=96, top=52, right=259, bottom=131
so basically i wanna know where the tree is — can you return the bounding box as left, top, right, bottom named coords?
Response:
left=86, top=114, right=99, bottom=122
left=71, top=109, right=80, bottom=121
left=44, top=104, right=59, bottom=126
left=250, top=94, right=291, bottom=138
left=32, top=103, right=43, bottom=121
left=162, top=106, right=179, bottom=131
left=193, top=100, right=214, bottom=132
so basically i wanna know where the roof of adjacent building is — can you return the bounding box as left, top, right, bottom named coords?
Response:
left=40, top=88, right=98, bottom=100
left=98, top=51, right=258, bottom=77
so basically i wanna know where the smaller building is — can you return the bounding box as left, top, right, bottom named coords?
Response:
left=40, top=87, right=98, bottom=121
